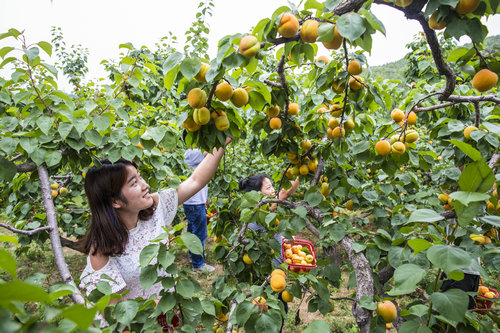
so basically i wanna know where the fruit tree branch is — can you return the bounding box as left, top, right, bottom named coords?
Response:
left=472, top=41, right=491, bottom=70
left=473, top=101, right=481, bottom=127
left=263, top=79, right=282, bottom=88
left=0, top=223, right=52, bottom=236
left=16, top=161, right=37, bottom=173
left=488, top=153, right=500, bottom=169
left=38, top=164, right=85, bottom=304
left=332, top=0, right=367, bottom=15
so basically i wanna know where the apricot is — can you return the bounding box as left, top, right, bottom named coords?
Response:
left=188, top=88, right=207, bottom=108
left=478, top=285, right=490, bottom=295
left=406, top=111, right=417, bottom=125
left=194, top=62, right=210, bottom=82
left=375, top=140, right=391, bottom=155
left=332, top=80, right=346, bottom=93
left=300, top=19, right=319, bottom=43
left=330, top=104, right=343, bottom=117
left=391, top=109, right=405, bottom=122
left=308, top=159, right=318, bottom=172
left=429, top=11, right=446, bottom=30
left=278, top=13, right=299, bottom=38
left=455, top=0, right=480, bottom=15
left=299, top=164, right=309, bottom=175
left=344, top=118, right=355, bottom=131
left=404, top=129, right=419, bottom=143
left=331, top=126, right=345, bottom=139
left=348, top=61, right=362, bottom=75
left=266, top=106, right=280, bottom=117
left=50, top=182, right=59, bottom=190
left=51, top=190, right=58, bottom=198
left=193, top=107, right=211, bottom=125
left=349, top=76, right=364, bottom=90
left=377, top=301, right=397, bottom=323
left=328, top=118, right=340, bottom=129
left=301, top=139, right=312, bottom=150
left=231, top=88, right=249, bottom=108
left=214, top=82, right=233, bottom=101
left=484, top=291, right=496, bottom=298
left=288, top=102, right=299, bottom=115
left=464, top=125, right=478, bottom=140
left=391, top=141, right=406, bottom=155
left=322, top=24, right=343, bottom=50
left=395, top=0, right=413, bottom=7
left=316, top=56, right=329, bottom=64
left=243, top=253, right=253, bottom=264
left=282, top=290, right=293, bottom=302
left=239, top=35, right=260, bottom=58
left=272, top=269, right=286, bottom=278
left=270, top=275, right=286, bottom=292
left=270, top=117, right=282, bottom=130
left=214, top=115, right=229, bottom=131
left=472, top=69, right=498, bottom=92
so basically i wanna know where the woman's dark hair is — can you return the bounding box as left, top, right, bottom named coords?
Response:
left=238, top=174, right=269, bottom=192
left=82, top=158, right=155, bottom=256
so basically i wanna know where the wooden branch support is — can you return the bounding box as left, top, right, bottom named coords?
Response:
left=38, top=164, right=85, bottom=304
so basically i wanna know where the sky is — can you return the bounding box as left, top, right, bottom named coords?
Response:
left=1, top=0, right=499, bottom=89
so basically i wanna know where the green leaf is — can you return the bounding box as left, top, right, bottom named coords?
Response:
left=139, top=265, right=158, bottom=290
left=58, top=122, right=73, bottom=139
left=235, top=301, right=255, bottom=326
left=139, top=244, right=160, bottom=267
left=304, top=0, right=324, bottom=10
left=158, top=293, right=176, bottom=313
left=36, top=116, right=54, bottom=135
left=317, top=23, right=335, bottom=43
left=114, top=299, right=139, bottom=325
left=180, top=57, right=201, bottom=80
left=0, top=158, right=17, bottom=181
left=359, top=8, right=386, bottom=36
left=94, top=115, right=111, bottom=133
left=59, top=304, right=96, bottom=330
left=176, top=279, right=195, bottom=298
left=426, top=245, right=471, bottom=274
left=0, top=281, right=50, bottom=303
left=255, top=312, right=281, bottom=332
left=359, top=295, right=377, bottom=310
left=163, top=52, right=183, bottom=72
left=24, top=46, right=39, bottom=61
left=459, top=160, right=495, bottom=193
left=0, top=248, right=17, bottom=278
left=388, top=264, right=426, bottom=296
left=449, top=140, right=481, bottom=161
left=179, top=232, right=203, bottom=255
left=479, top=215, right=500, bottom=227
left=44, top=150, right=62, bottom=168
left=0, top=46, right=14, bottom=58
left=399, top=320, right=432, bottom=333
left=0, top=235, right=18, bottom=245
left=142, top=126, right=167, bottom=144
left=430, top=289, right=468, bottom=325
left=407, top=238, right=432, bottom=255
left=337, top=13, right=367, bottom=42
left=37, top=41, right=52, bottom=56
left=352, top=141, right=370, bottom=154
left=74, top=118, right=90, bottom=135
left=407, top=209, right=444, bottom=223
left=305, top=191, right=323, bottom=206
left=158, top=247, right=175, bottom=269
left=449, top=191, right=489, bottom=206
left=303, top=320, right=330, bottom=333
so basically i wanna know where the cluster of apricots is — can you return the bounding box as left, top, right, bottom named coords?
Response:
left=486, top=182, right=500, bottom=215
left=265, top=102, right=299, bottom=130
left=50, top=182, right=68, bottom=198
left=375, top=109, right=419, bottom=156
left=319, top=176, right=331, bottom=197
left=477, top=285, right=497, bottom=299
left=285, top=148, right=319, bottom=179
left=438, top=192, right=454, bottom=211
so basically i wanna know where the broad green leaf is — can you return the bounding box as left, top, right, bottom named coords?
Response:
left=388, top=264, right=425, bottom=296
left=45, top=150, right=62, bottom=167
left=317, top=23, right=335, bottom=43
left=0, top=46, right=14, bottom=58
left=163, top=52, right=183, bottom=72
left=430, top=289, right=468, bottom=325
left=399, top=320, right=432, bottom=333
left=449, top=191, right=489, bottom=206
left=0, top=158, right=17, bottom=181
left=359, top=295, right=377, bottom=310
left=142, top=126, right=167, bottom=144
left=179, top=232, right=203, bottom=255
left=0, top=248, right=17, bottom=278
left=180, top=57, right=201, bottom=80
left=0, top=281, right=50, bottom=303
left=479, top=215, right=500, bottom=227
left=234, top=301, right=255, bottom=326
left=303, top=320, right=330, bottom=333
left=337, top=13, right=366, bottom=42
left=426, top=245, right=471, bottom=274
left=359, top=8, right=386, bottom=36
left=96, top=281, right=112, bottom=295
left=305, top=191, right=323, bottom=206
left=74, top=118, right=90, bottom=135
left=255, top=312, right=281, bottom=332
left=114, top=299, right=139, bottom=325
left=158, top=246, right=175, bottom=269
left=58, top=122, right=73, bottom=139
left=139, top=243, right=160, bottom=267
left=449, top=140, right=481, bottom=161
left=158, top=293, right=176, bottom=313
left=407, top=209, right=444, bottom=223
left=407, top=238, right=432, bottom=255
left=0, top=235, right=18, bottom=245
left=305, top=0, right=324, bottom=10
left=94, top=115, right=111, bottom=133
left=176, top=279, right=195, bottom=298
left=37, top=41, right=52, bottom=56
left=459, top=160, right=495, bottom=193
left=139, top=265, right=157, bottom=290
left=36, top=116, right=54, bottom=135
left=59, top=304, right=96, bottom=329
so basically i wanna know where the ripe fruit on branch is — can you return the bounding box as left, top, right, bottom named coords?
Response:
left=455, top=0, right=480, bottom=15
left=270, top=117, right=282, bottom=130
left=282, top=290, right=293, bottom=302
left=188, top=88, right=207, bottom=108
left=288, top=103, right=299, bottom=115
left=51, top=190, right=58, bottom=198
left=278, top=13, right=300, bottom=38
left=301, top=139, right=312, bottom=150
left=472, top=69, right=498, bottom=92
left=348, top=61, right=362, bottom=75
left=406, top=111, right=417, bottom=125
left=391, top=109, right=405, bottom=122
left=328, top=118, right=340, bottom=129
left=322, top=24, right=343, bottom=50
left=50, top=182, right=59, bottom=190
left=332, top=80, right=345, bottom=93
left=403, top=129, right=419, bottom=143
left=231, top=88, right=249, bottom=107
left=214, top=235, right=222, bottom=243
left=59, top=187, right=68, bottom=195
left=375, top=140, right=391, bottom=155
left=300, top=19, right=319, bottom=43
left=239, top=35, right=260, bottom=58
left=195, top=62, right=210, bottom=82
left=464, top=125, right=478, bottom=140
left=330, top=104, right=343, bottom=117
left=377, top=301, right=397, bottom=323
left=344, top=118, right=355, bottom=131
left=429, top=11, right=447, bottom=30
left=299, top=164, right=309, bottom=175
left=308, top=159, right=318, bottom=172
left=214, top=115, right=229, bottom=131
left=272, top=269, right=286, bottom=279
left=331, top=126, right=345, bottom=139
left=349, top=76, right=364, bottom=90
left=243, top=253, right=253, bottom=264
left=270, top=275, right=286, bottom=292
left=266, top=106, right=280, bottom=117
left=391, top=141, right=406, bottom=155
left=182, top=117, right=201, bottom=132
left=252, top=296, right=268, bottom=311
left=316, top=56, right=329, bottom=64
left=346, top=200, right=354, bottom=210
left=193, top=107, right=211, bottom=125
left=215, top=82, right=233, bottom=101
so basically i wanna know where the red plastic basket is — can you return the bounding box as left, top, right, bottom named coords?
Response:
left=282, top=239, right=317, bottom=273
left=474, top=286, right=498, bottom=315
left=157, top=312, right=181, bottom=332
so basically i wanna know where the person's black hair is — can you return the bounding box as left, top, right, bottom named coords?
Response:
left=182, top=129, right=188, bottom=143
left=238, top=174, right=269, bottom=192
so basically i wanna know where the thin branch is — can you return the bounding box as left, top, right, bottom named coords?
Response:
left=9, top=154, right=23, bottom=162
left=414, top=102, right=457, bottom=112
left=263, top=79, right=282, bottom=88
left=0, top=223, right=52, bottom=236
left=16, top=162, right=37, bottom=173
left=472, top=41, right=490, bottom=70
left=473, top=101, right=481, bottom=127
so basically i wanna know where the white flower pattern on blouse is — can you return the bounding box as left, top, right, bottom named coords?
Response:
left=79, top=189, right=178, bottom=300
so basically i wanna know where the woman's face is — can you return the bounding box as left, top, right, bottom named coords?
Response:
left=115, top=165, right=153, bottom=213
left=260, top=177, right=275, bottom=196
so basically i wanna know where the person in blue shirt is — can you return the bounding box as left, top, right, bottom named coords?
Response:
left=183, top=133, right=214, bottom=272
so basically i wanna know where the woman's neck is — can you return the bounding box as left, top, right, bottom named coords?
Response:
left=118, top=210, right=140, bottom=230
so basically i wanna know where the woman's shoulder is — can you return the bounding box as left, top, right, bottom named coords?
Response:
left=89, top=250, right=110, bottom=271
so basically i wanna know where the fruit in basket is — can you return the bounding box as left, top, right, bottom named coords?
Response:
left=484, top=291, right=496, bottom=298
left=305, top=254, right=314, bottom=263
left=283, top=243, right=291, bottom=250
left=270, top=275, right=286, bottom=292
left=478, top=286, right=490, bottom=294
left=292, top=245, right=302, bottom=254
